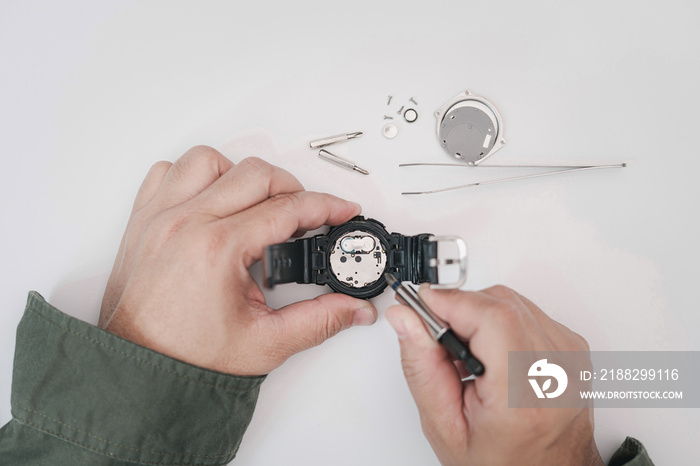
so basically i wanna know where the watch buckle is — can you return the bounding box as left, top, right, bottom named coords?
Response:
left=428, top=236, right=468, bottom=289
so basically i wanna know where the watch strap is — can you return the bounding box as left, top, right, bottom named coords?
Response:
left=387, top=233, right=439, bottom=285
left=263, top=236, right=328, bottom=288
left=417, top=234, right=439, bottom=284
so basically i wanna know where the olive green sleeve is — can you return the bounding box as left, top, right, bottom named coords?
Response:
left=0, top=292, right=265, bottom=466
left=608, top=437, right=655, bottom=466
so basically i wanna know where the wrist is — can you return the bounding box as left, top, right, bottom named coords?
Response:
left=581, top=439, right=605, bottom=466
left=553, top=411, right=604, bottom=466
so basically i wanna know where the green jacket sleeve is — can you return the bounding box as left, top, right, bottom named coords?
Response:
left=608, top=436, right=655, bottom=466
left=0, top=292, right=265, bottom=466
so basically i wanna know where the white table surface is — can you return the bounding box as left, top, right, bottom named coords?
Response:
left=1, top=1, right=698, bottom=464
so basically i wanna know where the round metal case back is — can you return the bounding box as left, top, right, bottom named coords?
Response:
left=435, top=90, right=506, bottom=165
left=327, top=223, right=390, bottom=299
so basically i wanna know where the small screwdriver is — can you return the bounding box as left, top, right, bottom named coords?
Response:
left=309, top=131, right=363, bottom=149
left=318, top=149, right=369, bottom=175
left=384, top=273, right=484, bottom=376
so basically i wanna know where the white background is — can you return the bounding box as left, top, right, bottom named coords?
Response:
left=1, top=1, right=698, bottom=464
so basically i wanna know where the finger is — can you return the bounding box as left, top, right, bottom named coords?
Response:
left=132, top=161, right=172, bottom=212
left=193, top=157, right=305, bottom=218
left=156, top=145, right=234, bottom=208
left=417, top=285, right=495, bottom=340
left=385, top=304, right=467, bottom=438
left=227, top=191, right=362, bottom=268
left=270, top=293, right=377, bottom=355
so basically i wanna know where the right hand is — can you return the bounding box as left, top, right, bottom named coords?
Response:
left=385, top=285, right=604, bottom=466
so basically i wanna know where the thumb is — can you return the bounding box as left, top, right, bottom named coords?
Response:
left=274, top=293, right=377, bottom=354
left=385, top=305, right=466, bottom=435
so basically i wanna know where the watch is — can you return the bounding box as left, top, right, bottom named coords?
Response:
left=263, top=216, right=467, bottom=299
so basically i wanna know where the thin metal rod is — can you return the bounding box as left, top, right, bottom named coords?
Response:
left=402, top=164, right=626, bottom=195
left=400, top=162, right=627, bottom=168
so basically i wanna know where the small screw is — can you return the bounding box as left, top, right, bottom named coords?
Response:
left=387, top=95, right=393, bottom=105
left=383, top=115, right=394, bottom=120
left=397, top=105, right=404, bottom=115
left=409, top=97, right=418, bottom=105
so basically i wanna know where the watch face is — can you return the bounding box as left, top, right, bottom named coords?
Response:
left=329, top=230, right=388, bottom=290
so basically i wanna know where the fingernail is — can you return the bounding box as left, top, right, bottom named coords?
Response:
left=352, top=202, right=362, bottom=216
left=385, top=312, right=407, bottom=339
left=417, top=283, right=433, bottom=299
left=352, top=307, right=376, bottom=327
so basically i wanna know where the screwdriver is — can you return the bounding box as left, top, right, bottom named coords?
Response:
left=318, top=149, right=369, bottom=175
left=384, top=273, right=484, bottom=376
left=309, top=131, right=363, bottom=149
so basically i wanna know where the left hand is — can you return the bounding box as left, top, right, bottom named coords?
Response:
left=99, top=146, right=377, bottom=375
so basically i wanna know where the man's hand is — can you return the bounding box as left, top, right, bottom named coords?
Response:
left=386, top=285, right=604, bottom=466
left=100, top=146, right=377, bottom=375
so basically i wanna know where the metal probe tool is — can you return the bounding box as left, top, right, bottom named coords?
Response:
left=384, top=273, right=484, bottom=376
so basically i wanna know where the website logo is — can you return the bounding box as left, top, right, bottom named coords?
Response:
left=528, top=359, right=568, bottom=399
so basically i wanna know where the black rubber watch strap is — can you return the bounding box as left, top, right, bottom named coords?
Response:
left=417, top=234, right=439, bottom=284
left=264, top=238, right=309, bottom=288
left=264, top=236, right=329, bottom=288
left=387, top=233, right=438, bottom=285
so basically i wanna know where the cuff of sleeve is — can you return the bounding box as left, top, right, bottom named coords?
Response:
left=10, top=291, right=265, bottom=465
left=608, top=437, right=655, bottom=466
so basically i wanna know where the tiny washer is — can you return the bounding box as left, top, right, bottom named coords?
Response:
left=383, top=123, right=398, bottom=139
left=403, top=108, right=418, bottom=123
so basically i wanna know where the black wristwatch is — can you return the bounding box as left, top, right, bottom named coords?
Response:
left=263, top=216, right=467, bottom=299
